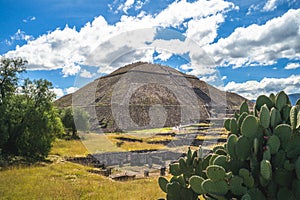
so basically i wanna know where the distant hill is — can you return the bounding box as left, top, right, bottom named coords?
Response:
left=289, top=93, right=300, bottom=105
left=55, top=62, right=252, bottom=132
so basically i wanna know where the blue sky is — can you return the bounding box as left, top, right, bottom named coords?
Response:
left=1, top=0, right=300, bottom=100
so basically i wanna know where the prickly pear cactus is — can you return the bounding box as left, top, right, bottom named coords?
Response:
left=158, top=91, right=300, bottom=200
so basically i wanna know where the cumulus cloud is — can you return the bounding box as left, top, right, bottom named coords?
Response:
left=135, top=0, right=148, bottom=10
left=51, top=88, right=64, bottom=98
left=79, top=69, right=96, bottom=78
left=284, top=62, right=300, bottom=70
left=154, top=49, right=174, bottom=61
left=5, top=29, right=34, bottom=46
left=118, top=0, right=135, bottom=13
left=208, top=9, right=300, bottom=68
left=224, top=75, right=300, bottom=100
left=185, top=13, right=225, bottom=46
left=263, top=0, right=278, bottom=12
left=66, top=87, right=79, bottom=94
left=246, top=4, right=261, bottom=15
left=155, top=0, right=236, bottom=27
left=4, top=0, right=235, bottom=77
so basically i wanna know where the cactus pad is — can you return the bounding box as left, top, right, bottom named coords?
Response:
left=241, top=194, right=251, bottom=200
left=227, top=134, right=238, bottom=159
left=224, top=118, right=231, bottom=131
left=229, top=175, right=247, bottom=196
left=170, top=175, right=186, bottom=187
left=259, top=104, right=270, bottom=129
left=260, top=159, right=272, bottom=180
left=247, top=188, right=266, bottom=200
left=166, top=181, right=181, bottom=199
left=275, top=91, right=288, bottom=111
left=202, top=179, right=229, bottom=196
left=169, top=163, right=182, bottom=176
left=270, top=108, right=282, bottom=128
left=256, top=95, right=274, bottom=110
left=290, top=105, right=299, bottom=130
left=206, top=165, right=226, bottom=181
left=189, top=175, right=205, bottom=194
left=272, top=149, right=286, bottom=168
left=179, top=158, right=187, bottom=170
left=213, top=155, right=228, bottom=171
left=274, top=124, right=291, bottom=150
left=239, top=168, right=254, bottom=188
left=230, top=118, right=238, bottom=135
left=238, top=112, right=249, bottom=129
left=277, top=187, right=294, bottom=200
left=235, top=136, right=252, bottom=161
left=295, top=156, right=300, bottom=180
left=282, top=105, right=291, bottom=122
left=292, top=180, right=300, bottom=199
left=263, top=147, right=271, bottom=160
left=274, top=168, right=292, bottom=187
left=267, top=135, right=280, bottom=154
left=241, top=115, right=258, bottom=138
left=158, top=177, right=169, bottom=193
left=240, top=101, right=249, bottom=114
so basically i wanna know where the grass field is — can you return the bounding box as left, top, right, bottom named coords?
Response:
left=0, top=139, right=166, bottom=200
left=0, top=123, right=226, bottom=200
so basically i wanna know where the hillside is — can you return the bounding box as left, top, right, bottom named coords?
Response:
left=55, top=62, right=252, bottom=132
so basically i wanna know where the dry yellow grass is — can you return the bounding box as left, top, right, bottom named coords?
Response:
left=0, top=139, right=166, bottom=200
left=0, top=161, right=165, bottom=200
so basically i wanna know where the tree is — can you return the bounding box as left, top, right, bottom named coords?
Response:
left=61, top=107, right=77, bottom=138
left=0, top=57, right=26, bottom=156
left=0, top=58, right=64, bottom=160
left=60, top=107, right=90, bottom=139
left=0, top=57, right=26, bottom=102
left=73, top=107, right=90, bottom=132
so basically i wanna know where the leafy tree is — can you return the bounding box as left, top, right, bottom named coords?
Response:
left=60, top=107, right=90, bottom=139
left=0, top=57, right=26, bottom=156
left=0, top=57, right=26, bottom=102
left=61, top=107, right=77, bottom=138
left=0, top=57, right=64, bottom=160
left=73, top=107, right=90, bottom=132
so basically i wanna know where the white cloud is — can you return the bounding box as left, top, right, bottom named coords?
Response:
left=263, top=0, right=278, bottom=12
left=224, top=75, right=300, bottom=100
left=154, top=49, right=173, bottom=61
left=51, top=88, right=64, bottom=98
left=23, top=16, right=36, bottom=23
left=4, top=0, right=235, bottom=77
left=208, top=9, right=300, bottom=68
left=135, top=0, right=148, bottom=10
left=185, top=13, right=225, bottom=46
left=221, top=76, right=227, bottom=80
left=79, top=69, right=96, bottom=78
left=284, top=62, right=300, bottom=70
left=155, top=0, right=236, bottom=27
left=66, top=87, right=79, bottom=94
left=5, top=29, right=34, bottom=46
left=247, top=4, right=260, bottom=15
left=118, top=0, right=135, bottom=13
